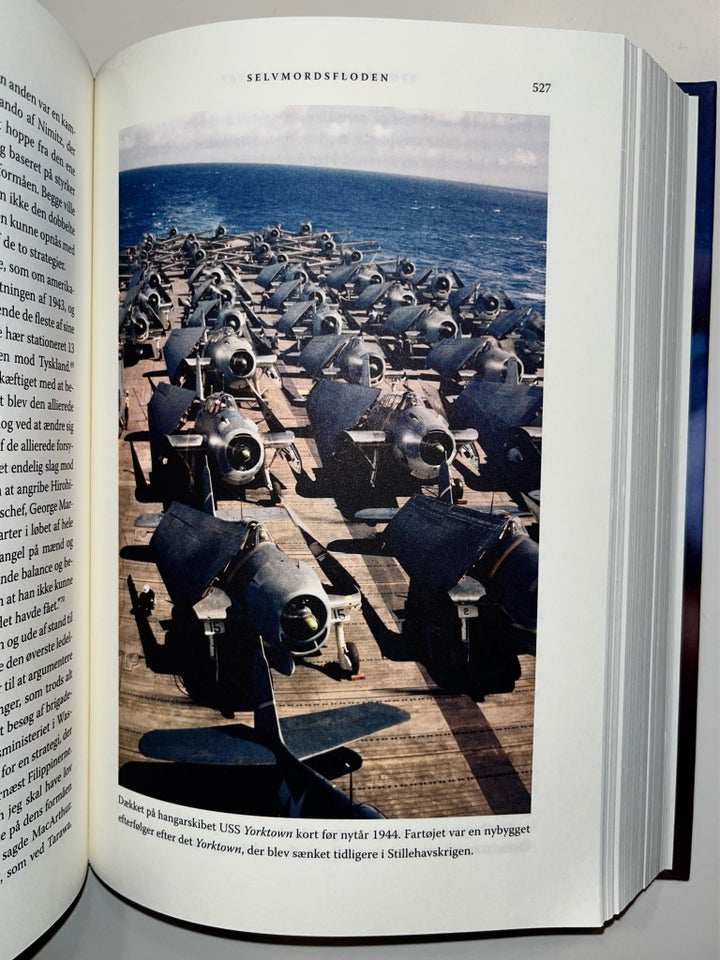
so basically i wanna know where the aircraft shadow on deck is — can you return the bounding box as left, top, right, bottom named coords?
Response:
left=359, top=593, right=526, bottom=702
left=119, top=745, right=363, bottom=818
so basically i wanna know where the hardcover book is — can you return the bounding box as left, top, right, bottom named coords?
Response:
left=0, top=1, right=714, bottom=955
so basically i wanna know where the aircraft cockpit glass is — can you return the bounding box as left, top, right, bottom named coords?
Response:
left=203, top=393, right=236, bottom=415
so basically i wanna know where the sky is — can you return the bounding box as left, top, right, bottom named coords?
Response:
left=119, top=105, right=549, bottom=193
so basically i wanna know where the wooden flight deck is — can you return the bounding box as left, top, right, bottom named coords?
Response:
left=117, top=230, right=536, bottom=820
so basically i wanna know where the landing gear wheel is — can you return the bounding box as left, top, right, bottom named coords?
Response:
left=345, top=641, right=360, bottom=676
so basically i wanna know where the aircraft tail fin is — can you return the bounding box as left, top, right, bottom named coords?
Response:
left=252, top=642, right=285, bottom=750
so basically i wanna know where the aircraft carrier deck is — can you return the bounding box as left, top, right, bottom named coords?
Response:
left=117, top=227, right=537, bottom=820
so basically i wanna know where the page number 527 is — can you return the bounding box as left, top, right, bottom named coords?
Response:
left=532, top=82, right=551, bottom=93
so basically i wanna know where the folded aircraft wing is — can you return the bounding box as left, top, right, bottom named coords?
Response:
left=325, top=262, right=360, bottom=290
left=486, top=306, right=534, bottom=339
left=147, top=382, right=197, bottom=448
left=298, top=334, right=347, bottom=377
left=119, top=280, right=143, bottom=325
left=163, top=327, right=204, bottom=381
left=276, top=300, right=314, bottom=335
left=383, top=495, right=507, bottom=591
left=306, top=380, right=380, bottom=461
left=383, top=304, right=426, bottom=335
left=452, top=381, right=543, bottom=460
left=151, top=502, right=250, bottom=606
left=256, top=261, right=288, bottom=289
left=427, top=337, right=488, bottom=378
left=448, top=285, right=477, bottom=310
left=269, top=279, right=302, bottom=310
left=186, top=299, right=220, bottom=328
left=355, top=281, right=390, bottom=311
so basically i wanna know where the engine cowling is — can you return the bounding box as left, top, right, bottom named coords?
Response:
left=431, top=272, right=453, bottom=296
left=300, top=283, right=327, bottom=304
left=340, top=339, right=386, bottom=386
left=474, top=531, right=539, bottom=631
left=213, top=306, right=246, bottom=333
left=204, top=328, right=257, bottom=387
left=386, top=282, right=416, bottom=309
left=194, top=393, right=265, bottom=486
left=312, top=306, right=344, bottom=336
left=475, top=288, right=500, bottom=316
left=419, top=308, right=458, bottom=342
left=229, top=537, right=331, bottom=656
left=353, top=266, right=384, bottom=293
left=473, top=338, right=523, bottom=383
left=388, top=400, right=456, bottom=481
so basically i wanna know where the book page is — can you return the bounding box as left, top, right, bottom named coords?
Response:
left=0, top=1, right=93, bottom=958
left=90, top=17, right=633, bottom=937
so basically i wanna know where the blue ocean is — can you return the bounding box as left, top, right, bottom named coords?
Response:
left=119, top=164, right=547, bottom=311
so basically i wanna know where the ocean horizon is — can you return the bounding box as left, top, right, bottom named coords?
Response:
left=119, top=162, right=547, bottom=311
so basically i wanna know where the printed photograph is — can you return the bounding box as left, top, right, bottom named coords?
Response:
left=116, top=104, right=549, bottom=819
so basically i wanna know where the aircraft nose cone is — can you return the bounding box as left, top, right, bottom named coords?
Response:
left=439, top=321, right=456, bottom=339
left=227, top=435, right=262, bottom=472
left=424, top=442, right=446, bottom=457
left=289, top=603, right=318, bottom=632
left=419, top=431, right=453, bottom=466
left=280, top=596, right=327, bottom=652
left=230, top=350, right=254, bottom=376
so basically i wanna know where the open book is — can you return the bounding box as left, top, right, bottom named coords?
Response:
left=0, top=1, right=714, bottom=955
